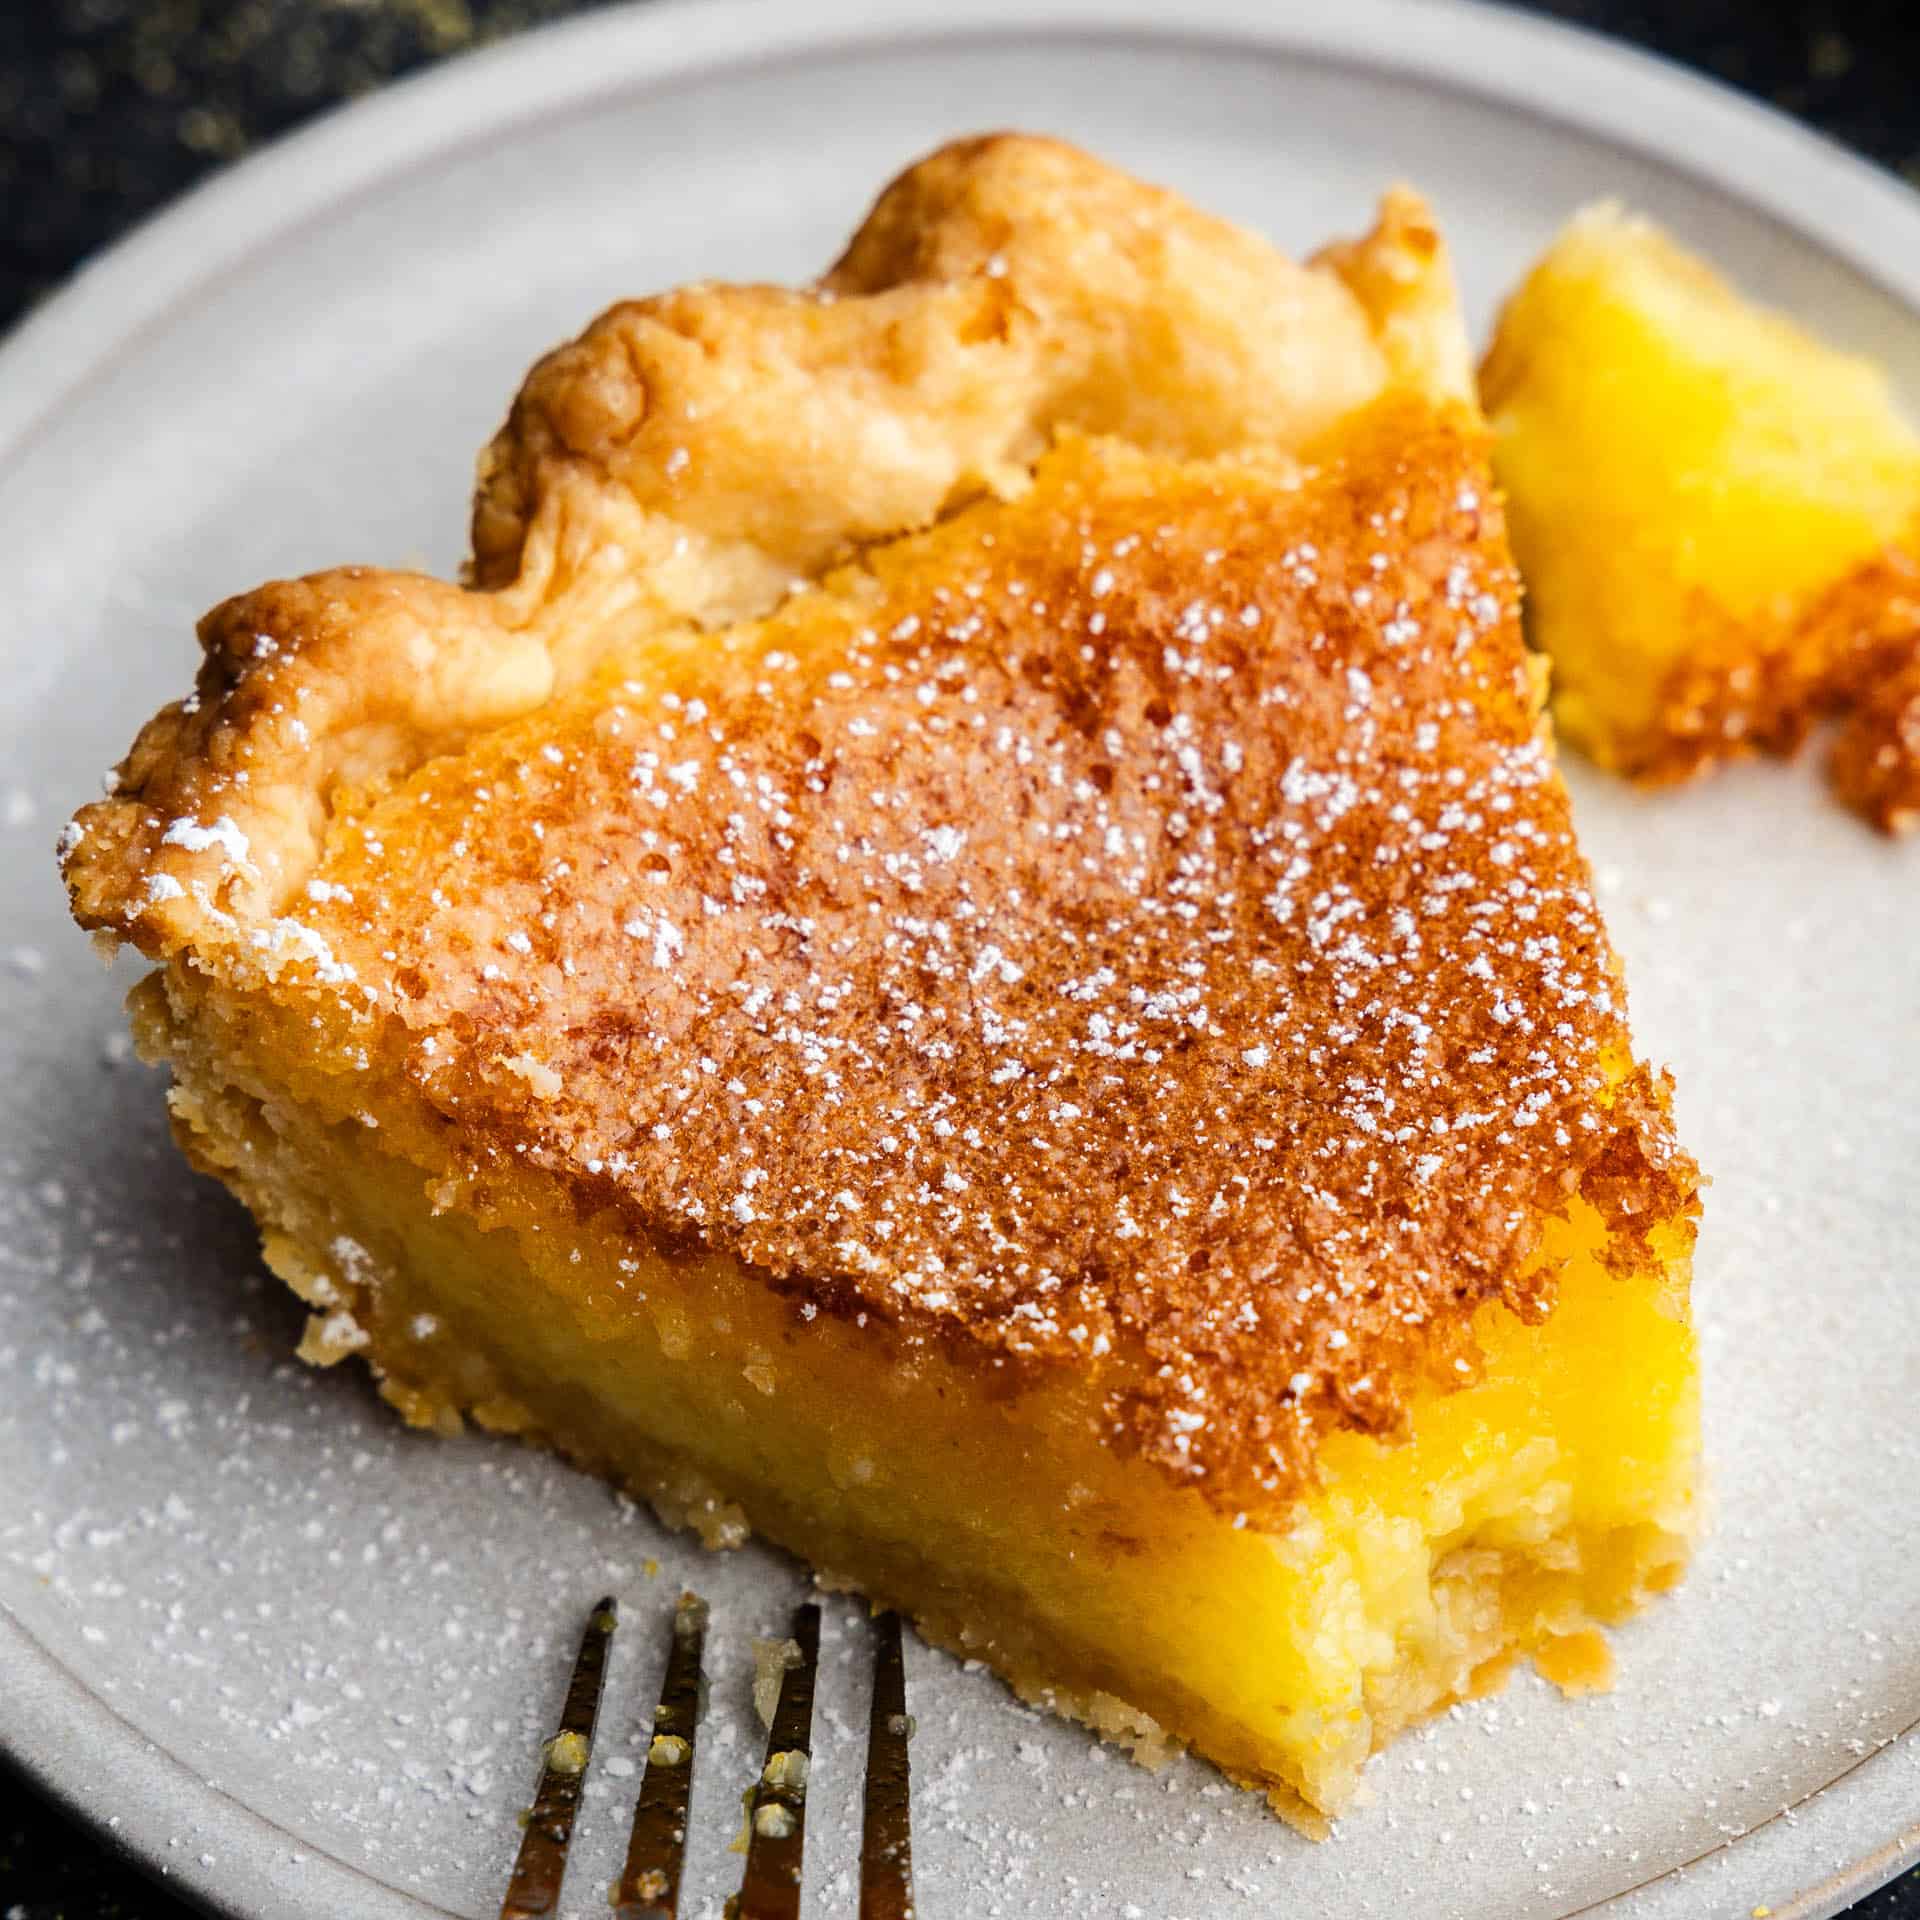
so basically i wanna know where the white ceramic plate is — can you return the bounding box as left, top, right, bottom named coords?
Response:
left=2, top=3, right=1916, bottom=1915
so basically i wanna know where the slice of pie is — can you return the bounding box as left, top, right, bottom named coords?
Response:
left=61, top=137, right=1700, bottom=1826
left=1483, top=203, right=1920, bottom=830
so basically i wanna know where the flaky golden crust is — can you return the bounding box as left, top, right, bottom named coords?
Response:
left=62, top=571, right=538, bottom=937
left=64, top=138, right=1466, bottom=957
left=58, top=136, right=1694, bottom=1516
left=470, top=138, right=1467, bottom=597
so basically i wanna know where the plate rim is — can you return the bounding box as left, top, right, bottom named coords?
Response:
left=2, top=2, right=1916, bottom=1915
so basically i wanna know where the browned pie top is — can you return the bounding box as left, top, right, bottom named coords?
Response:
left=58, top=136, right=1697, bottom=1512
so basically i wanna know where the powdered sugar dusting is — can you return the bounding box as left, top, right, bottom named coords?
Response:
left=300, top=422, right=1693, bottom=1508
left=160, top=812, right=254, bottom=869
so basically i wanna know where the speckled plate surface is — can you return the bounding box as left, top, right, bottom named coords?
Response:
left=1, top=2, right=1917, bottom=1915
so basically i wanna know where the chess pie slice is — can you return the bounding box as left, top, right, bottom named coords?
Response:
left=61, top=138, right=1700, bottom=1825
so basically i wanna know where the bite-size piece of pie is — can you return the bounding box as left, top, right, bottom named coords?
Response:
left=60, top=137, right=1700, bottom=1826
left=1483, top=203, right=1920, bottom=830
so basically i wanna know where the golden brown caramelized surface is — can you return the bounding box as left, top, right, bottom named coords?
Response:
left=1644, top=542, right=1920, bottom=833
left=60, top=137, right=1696, bottom=1517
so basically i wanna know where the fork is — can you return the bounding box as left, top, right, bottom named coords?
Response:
left=498, top=1592, right=916, bottom=1919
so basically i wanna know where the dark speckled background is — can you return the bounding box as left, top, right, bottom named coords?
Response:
left=0, top=1, right=1916, bottom=1914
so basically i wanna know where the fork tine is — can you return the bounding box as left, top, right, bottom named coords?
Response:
left=499, top=1595, right=617, bottom=1920
left=859, top=1611, right=916, bottom=1919
left=610, top=1592, right=710, bottom=1918
left=731, top=1601, right=821, bottom=1920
